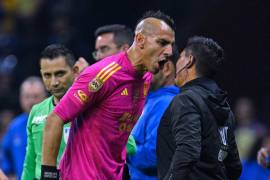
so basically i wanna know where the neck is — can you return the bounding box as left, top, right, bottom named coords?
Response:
left=182, top=70, right=199, bottom=87
left=127, top=46, right=147, bottom=75
left=164, top=76, right=175, bottom=87
left=53, top=96, right=60, bottom=105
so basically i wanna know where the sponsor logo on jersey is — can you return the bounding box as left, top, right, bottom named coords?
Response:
left=118, top=112, right=140, bottom=133
left=32, top=115, right=47, bottom=125
left=74, top=90, right=89, bottom=104
left=121, top=88, right=128, bottom=96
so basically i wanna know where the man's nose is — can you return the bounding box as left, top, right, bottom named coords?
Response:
left=51, top=76, right=59, bottom=86
left=163, top=44, right=173, bottom=56
left=96, top=50, right=106, bottom=61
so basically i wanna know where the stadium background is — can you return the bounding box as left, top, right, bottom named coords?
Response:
left=1, top=0, right=269, bottom=121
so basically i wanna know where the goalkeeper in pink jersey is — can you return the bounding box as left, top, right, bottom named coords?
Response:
left=41, top=10, right=176, bottom=180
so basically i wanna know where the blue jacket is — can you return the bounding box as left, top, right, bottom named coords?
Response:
left=128, top=86, right=179, bottom=180
left=239, top=160, right=270, bottom=180
left=0, top=113, right=28, bottom=178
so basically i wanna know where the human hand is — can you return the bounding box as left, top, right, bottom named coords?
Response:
left=74, top=57, right=89, bottom=77
left=0, top=169, right=8, bottom=180
left=257, top=147, right=270, bottom=168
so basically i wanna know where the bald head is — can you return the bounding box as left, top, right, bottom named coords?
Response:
left=127, top=10, right=175, bottom=74
left=20, top=76, right=47, bottom=113
left=135, top=10, right=175, bottom=34
left=135, top=17, right=173, bottom=36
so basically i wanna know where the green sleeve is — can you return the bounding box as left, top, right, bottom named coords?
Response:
left=126, top=135, right=137, bottom=155
left=21, top=108, right=36, bottom=180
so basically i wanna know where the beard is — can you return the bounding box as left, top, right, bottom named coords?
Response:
left=149, top=61, right=160, bottom=74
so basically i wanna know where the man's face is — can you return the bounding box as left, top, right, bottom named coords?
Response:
left=20, top=82, right=46, bottom=113
left=94, top=33, right=121, bottom=61
left=175, top=50, right=189, bottom=87
left=142, top=21, right=175, bottom=74
left=40, top=57, right=75, bottom=100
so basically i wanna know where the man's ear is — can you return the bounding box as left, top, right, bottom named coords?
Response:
left=187, top=55, right=195, bottom=69
left=73, top=66, right=79, bottom=75
left=163, top=61, right=175, bottom=77
left=135, top=33, right=145, bottom=49
left=73, top=57, right=89, bottom=77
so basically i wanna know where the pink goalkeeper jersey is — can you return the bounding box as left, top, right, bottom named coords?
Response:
left=54, top=52, right=152, bottom=180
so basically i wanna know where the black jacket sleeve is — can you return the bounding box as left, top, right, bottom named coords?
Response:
left=224, top=113, right=242, bottom=180
left=165, top=94, right=201, bottom=179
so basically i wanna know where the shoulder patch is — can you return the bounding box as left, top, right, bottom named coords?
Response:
left=89, top=61, right=122, bottom=92
left=88, top=77, right=104, bottom=92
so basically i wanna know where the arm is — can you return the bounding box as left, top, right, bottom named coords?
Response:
left=42, top=112, right=64, bottom=167
left=40, top=65, right=111, bottom=179
left=21, top=112, right=36, bottom=180
left=166, top=95, right=201, bottom=179
left=128, top=129, right=158, bottom=169
left=128, top=108, right=157, bottom=169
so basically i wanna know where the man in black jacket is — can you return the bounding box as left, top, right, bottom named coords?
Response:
left=157, top=36, right=242, bottom=180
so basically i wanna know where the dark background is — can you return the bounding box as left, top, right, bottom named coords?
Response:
left=0, top=0, right=270, bottom=122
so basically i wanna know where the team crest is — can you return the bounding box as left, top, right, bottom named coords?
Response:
left=88, top=77, right=103, bottom=92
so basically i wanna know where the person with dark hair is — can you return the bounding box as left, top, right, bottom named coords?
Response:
left=157, top=36, right=242, bottom=180
left=21, top=44, right=87, bottom=180
left=127, top=45, right=180, bottom=180
left=41, top=10, right=175, bottom=179
left=0, top=76, right=47, bottom=179
left=93, top=24, right=133, bottom=61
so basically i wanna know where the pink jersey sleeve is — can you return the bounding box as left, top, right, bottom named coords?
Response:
left=54, top=61, right=121, bottom=122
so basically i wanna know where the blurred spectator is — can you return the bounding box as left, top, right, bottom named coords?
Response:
left=47, top=15, right=73, bottom=45
left=46, top=1, right=74, bottom=46
left=0, top=15, right=20, bottom=115
left=0, top=76, right=46, bottom=179
left=234, top=97, right=267, bottom=161
left=262, top=93, right=270, bottom=128
left=0, top=0, right=42, bottom=18
left=93, top=24, right=133, bottom=61
left=0, top=109, right=15, bottom=139
left=240, top=135, right=270, bottom=180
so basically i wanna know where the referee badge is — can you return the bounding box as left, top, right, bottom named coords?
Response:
left=88, top=77, right=103, bottom=92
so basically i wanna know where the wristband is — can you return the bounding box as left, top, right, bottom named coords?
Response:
left=41, top=165, right=59, bottom=179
